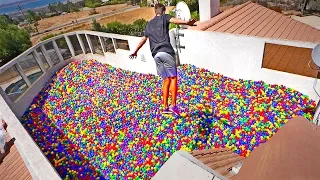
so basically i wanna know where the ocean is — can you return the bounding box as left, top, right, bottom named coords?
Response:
left=0, top=0, right=65, bottom=14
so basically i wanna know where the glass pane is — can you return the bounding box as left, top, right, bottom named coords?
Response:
left=0, top=66, right=28, bottom=102
left=115, top=39, right=130, bottom=50
left=69, top=35, right=82, bottom=55
left=103, top=37, right=115, bottom=53
left=89, top=35, right=104, bottom=56
left=35, top=47, right=49, bottom=69
left=44, top=42, right=60, bottom=65
left=80, top=34, right=90, bottom=53
left=56, top=38, right=72, bottom=60
left=19, top=54, right=43, bottom=85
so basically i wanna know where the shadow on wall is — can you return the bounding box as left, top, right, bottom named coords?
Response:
left=0, top=137, right=16, bottom=164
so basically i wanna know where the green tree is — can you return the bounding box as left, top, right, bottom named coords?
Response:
left=26, top=10, right=40, bottom=33
left=67, top=1, right=80, bottom=12
left=0, top=14, right=19, bottom=25
left=48, top=3, right=58, bottom=14
left=85, top=0, right=102, bottom=8
left=57, top=2, right=68, bottom=12
left=92, top=19, right=102, bottom=31
left=0, top=16, right=32, bottom=67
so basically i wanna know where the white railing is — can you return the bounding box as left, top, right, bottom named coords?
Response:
left=0, top=30, right=148, bottom=118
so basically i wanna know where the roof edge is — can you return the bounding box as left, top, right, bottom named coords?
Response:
left=189, top=1, right=252, bottom=31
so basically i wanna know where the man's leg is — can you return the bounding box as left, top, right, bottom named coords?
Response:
left=163, top=78, right=171, bottom=109
left=170, top=76, right=177, bottom=107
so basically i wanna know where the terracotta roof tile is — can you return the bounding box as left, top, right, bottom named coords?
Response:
left=191, top=148, right=245, bottom=179
left=191, top=2, right=320, bottom=43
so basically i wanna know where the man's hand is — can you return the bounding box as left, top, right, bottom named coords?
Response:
left=129, top=52, right=137, bottom=59
left=186, top=19, right=197, bottom=26
left=169, top=18, right=197, bottom=26
left=129, top=36, right=147, bottom=59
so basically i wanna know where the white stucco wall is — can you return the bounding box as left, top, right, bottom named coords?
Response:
left=179, top=29, right=319, bottom=102
left=0, top=95, right=61, bottom=180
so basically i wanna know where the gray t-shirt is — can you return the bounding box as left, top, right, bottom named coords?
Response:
left=144, top=14, right=175, bottom=58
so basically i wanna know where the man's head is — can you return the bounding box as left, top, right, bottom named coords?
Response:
left=155, top=3, right=166, bottom=15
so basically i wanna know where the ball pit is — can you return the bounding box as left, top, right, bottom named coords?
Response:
left=21, top=59, right=316, bottom=179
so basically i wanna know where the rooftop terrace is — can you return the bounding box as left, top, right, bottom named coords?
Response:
left=0, top=2, right=320, bottom=179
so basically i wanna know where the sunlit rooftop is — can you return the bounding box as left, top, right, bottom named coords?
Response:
left=1, top=1, right=320, bottom=180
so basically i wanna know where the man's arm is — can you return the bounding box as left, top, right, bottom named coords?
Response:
left=129, top=36, right=148, bottom=58
left=169, top=18, right=197, bottom=26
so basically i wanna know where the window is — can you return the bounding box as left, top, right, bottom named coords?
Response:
left=115, top=39, right=130, bottom=51
left=44, top=42, right=60, bottom=65
left=68, top=35, right=82, bottom=55
left=0, top=66, right=29, bottom=102
left=103, top=37, right=115, bottom=53
left=56, top=38, right=72, bottom=60
left=89, top=35, right=104, bottom=56
left=80, top=34, right=91, bottom=53
left=18, top=53, right=43, bottom=85
left=35, top=47, right=50, bottom=69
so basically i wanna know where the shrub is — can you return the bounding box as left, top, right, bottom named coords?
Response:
left=40, top=31, right=66, bottom=41
left=92, top=19, right=148, bottom=37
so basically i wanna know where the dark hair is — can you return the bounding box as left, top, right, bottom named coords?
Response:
left=154, top=3, right=166, bottom=15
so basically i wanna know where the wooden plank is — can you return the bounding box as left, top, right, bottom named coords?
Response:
left=264, top=15, right=287, bottom=38
left=267, top=45, right=288, bottom=70
left=249, top=11, right=278, bottom=36
left=256, top=13, right=282, bottom=37
left=315, top=30, right=320, bottom=43
left=276, top=46, right=296, bottom=71
left=271, top=18, right=292, bottom=38
left=264, top=43, right=273, bottom=55
left=209, top=3, right=255, bottom=31
left=293, top=24, right=308, bottom=41
left=262, top=44, right=281, bottom=67
left=286, top=22, right=303, bottom=40
left=241, top=8, right=273, bottom=35
left=279, top=20, right=297, bottom=39
left=294, top=48, right=312, bottom=76
left=307, top=28, right=318, bottom=42
left=234, top=8, right=268, bottom=34
left=215, top=4, right=258, bottom=32
left=300, top=26, right=313, bottom=42
left=302, top=60, right=318, bottom=78
left=227, top=6, right=261, bottom=32
left=284, top=47, right=304, bottom=73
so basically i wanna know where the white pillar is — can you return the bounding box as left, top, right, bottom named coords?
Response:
left=199, top=0, right=220, bottom=22
left=85, top=34, right=94, bottom=54
left=52, top=40, right=64, bottom=62
left=76, top=34, right=86, bottom=54
left=40, top=45, right=54, bottom=67
left=65, top=35, right=75, bottom=57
